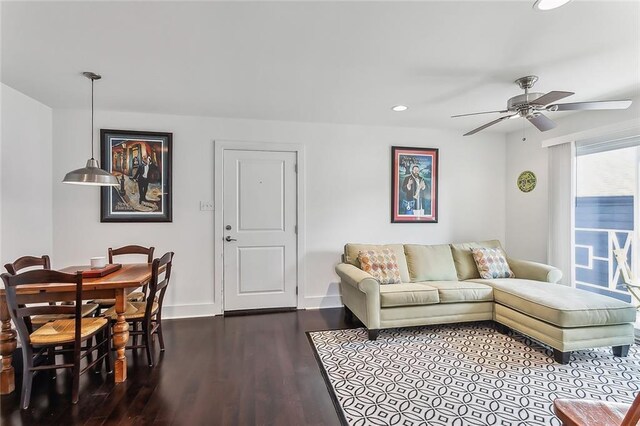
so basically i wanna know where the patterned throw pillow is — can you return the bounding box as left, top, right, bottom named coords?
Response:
left=357, top=249, right=402, bottom=284
left=470, top=247, right=515, bottom=279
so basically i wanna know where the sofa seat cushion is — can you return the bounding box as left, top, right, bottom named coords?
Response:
left=379, top=283, right=439, bottom=308
left=418, top=281, right=494, bottom=303
left=469, top=278, right=637, bottom=327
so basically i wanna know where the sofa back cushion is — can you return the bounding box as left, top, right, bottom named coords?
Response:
left=344, top=244, right=410, bottom=283
left=404, top=244, right=458, bottom=282
left=450, top=240, right=504, bottom=280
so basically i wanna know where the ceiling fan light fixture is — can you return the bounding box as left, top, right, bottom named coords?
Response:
left=391, top=105, right=408, bottom=112
left=533, top=0, right=572, bottom=11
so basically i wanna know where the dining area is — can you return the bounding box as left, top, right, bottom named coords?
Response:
left=0, top=245, right=175, bottom=410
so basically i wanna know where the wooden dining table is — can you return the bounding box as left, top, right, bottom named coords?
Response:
left=0, top=263, right=153, bottom=395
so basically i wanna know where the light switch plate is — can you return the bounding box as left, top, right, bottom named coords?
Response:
left=200, top=201, right=214, bottom=211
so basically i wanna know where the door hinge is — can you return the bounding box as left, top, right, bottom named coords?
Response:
left=296, top=287, right=298, bottom=295
left=294, top=225, right=298, bottom=234
left=294, top=163, right=298, bottom=173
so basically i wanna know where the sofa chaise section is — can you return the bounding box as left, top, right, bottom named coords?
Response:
left=471, top=277, right=636, bottom=362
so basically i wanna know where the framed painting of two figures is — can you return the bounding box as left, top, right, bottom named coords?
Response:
left=100, top=129, right=173, bottom=222
left=391, top=146, right=438, bottom=223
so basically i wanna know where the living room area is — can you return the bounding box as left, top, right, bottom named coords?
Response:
left=1, top=1, right=639, bottom=425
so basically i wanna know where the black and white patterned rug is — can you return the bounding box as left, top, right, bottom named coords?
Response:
left=307, top=323, right=640, bottom=426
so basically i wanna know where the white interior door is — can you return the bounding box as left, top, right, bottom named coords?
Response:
left=223, top=149, right=298, bottom=311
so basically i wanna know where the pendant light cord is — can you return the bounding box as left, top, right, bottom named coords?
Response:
left=91, top=78, right=95, bottom=160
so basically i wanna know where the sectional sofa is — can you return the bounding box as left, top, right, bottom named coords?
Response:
left=335, top=240, right=637, bottom=364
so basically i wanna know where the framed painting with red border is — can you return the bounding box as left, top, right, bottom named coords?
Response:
left=391, top=146, right=438, bottom=223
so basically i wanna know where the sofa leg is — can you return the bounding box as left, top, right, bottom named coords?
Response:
left=612, top=345, right=630, bottom=357
left=367, top=329, right=380, bottom=341
left=494, top=322, right=510, bottom=335
left=553, top=349, right=571, bottom=364
left=344, top=306, right=354, bottom=324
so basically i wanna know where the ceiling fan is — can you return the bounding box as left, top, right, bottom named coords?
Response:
left=452, top=75, right=633, bottom=136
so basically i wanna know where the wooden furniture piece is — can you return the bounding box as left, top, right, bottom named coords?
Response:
left=554, top=392, right=640, bottom=426
left=1, top=270, right=112, bottom=409
left=0, top=263, right=154, bottom=395
left=103, top=252, right=173, bottom=367
left=4, top=256, right=99, bottom=329
left=91, top=245, right=156, bottom=309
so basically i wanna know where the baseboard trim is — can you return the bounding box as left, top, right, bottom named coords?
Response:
left=304, top=295, right=343, bottom=310
left=224, top=307, right=297, bottom=316
left=163, top=303, right=218, bottom=319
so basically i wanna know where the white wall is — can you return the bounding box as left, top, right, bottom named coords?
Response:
left=52, top=109, right=506, bottom=317
left=505, top=99, right=640, bottom=263
left=0, top=84, right=53, bottom=266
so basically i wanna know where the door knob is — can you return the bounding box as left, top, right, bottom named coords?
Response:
left=225, top=236, right=237, bottom=242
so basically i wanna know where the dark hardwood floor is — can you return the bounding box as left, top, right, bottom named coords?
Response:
left=1, top=308, right=352, bottom=426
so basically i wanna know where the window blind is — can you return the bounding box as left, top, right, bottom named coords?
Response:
left=576, top=130, right=640, bottom=156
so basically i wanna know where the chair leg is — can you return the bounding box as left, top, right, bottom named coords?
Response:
left=106, top=326, right=114, bottom=374
left=48, top=347, right=57, bottom=380
left=157, top=317, right=165, bottom=352
left=144, top=322, right=154, bottom=367
left=20, top=349, right=34, bottom=410
left=86, top=336, right=94, bottom=365
left=132, top=322, right=139, bottom=347
left=71, top=354, right=81, bottom=404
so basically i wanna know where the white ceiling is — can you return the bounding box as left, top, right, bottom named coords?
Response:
left=2, top=1, right=639, bottom=133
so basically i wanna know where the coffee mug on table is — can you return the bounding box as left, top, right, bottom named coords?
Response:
left=90, top=256, right=107, bottom=269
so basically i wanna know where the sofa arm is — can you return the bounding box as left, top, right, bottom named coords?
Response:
left=508, top=258, right=563, bottom=284
left=335, top=263, right=381, bottom=295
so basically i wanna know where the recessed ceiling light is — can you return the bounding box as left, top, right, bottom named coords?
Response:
left=533, top=0, right=572, bottom=11
left=391, top=105, right=408, bottom=112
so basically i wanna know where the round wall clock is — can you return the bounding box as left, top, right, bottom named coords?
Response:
left=517, top=171, right=537, bottom=193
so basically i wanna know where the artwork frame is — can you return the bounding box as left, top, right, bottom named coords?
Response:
left=100, top=129, right=173, bottom=223
left=391, top=146, right=438, bottom=223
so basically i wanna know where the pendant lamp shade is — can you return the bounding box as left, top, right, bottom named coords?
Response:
left=63, top=72, right=119, bottom=186
left=63, top=158, right=119, bottom=186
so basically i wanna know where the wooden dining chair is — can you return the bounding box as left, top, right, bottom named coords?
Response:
left=103, top=252, right=173, bottom=367
left=4, top=255, right=99, bottom=329
left=1, top=270, right=113, bottom=409
left=91, top=245, right=156, bottom=312
left=554, top=392, right=640, bottom=426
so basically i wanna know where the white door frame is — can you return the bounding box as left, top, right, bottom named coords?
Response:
left=213, top=140, right=306, bottom=315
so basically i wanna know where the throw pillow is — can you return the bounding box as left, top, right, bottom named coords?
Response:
left=357, top=249, right=402, bottom=284
left=470, top=247, right=515, bottom=279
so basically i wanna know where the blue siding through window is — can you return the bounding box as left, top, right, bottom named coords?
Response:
left=575, top=195, right=634, bottom=303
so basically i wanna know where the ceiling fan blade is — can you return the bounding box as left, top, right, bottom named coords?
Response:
left=463, top=114, right=516, bottom=136
left=532, top=91, right=574, bottom=106
left=451, top=110, right=508, bottom=118
left=527, top=113, right=557, bottom=132
left=547, top=100, right=632, bottom=111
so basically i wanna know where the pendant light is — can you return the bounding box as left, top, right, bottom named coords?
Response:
left=63, top=72, right=119, bottom=186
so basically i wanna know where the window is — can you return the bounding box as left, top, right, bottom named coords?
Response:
left=573, top=135, right=640, bottom=308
